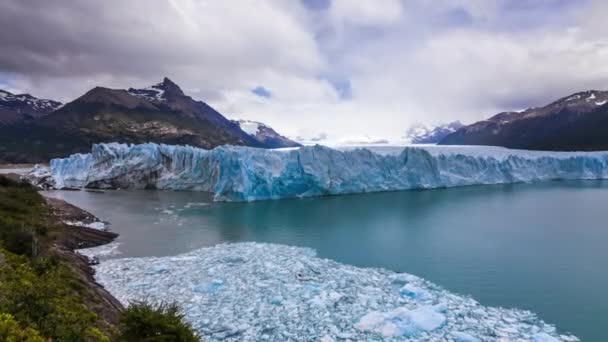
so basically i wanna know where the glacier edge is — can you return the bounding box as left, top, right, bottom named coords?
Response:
left=43, top=143, right=608, bottom=201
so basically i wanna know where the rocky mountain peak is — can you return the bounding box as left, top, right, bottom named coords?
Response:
left=0, top=89, right=62, bottom=125
left=128, top=77, right=184, bottom=103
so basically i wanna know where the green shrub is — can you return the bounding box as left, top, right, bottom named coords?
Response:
left=0, top=176, right=47, bottom=257
left=118, top=301, right=200, bottom=342
left=0, top=312, right=44, bottom=342
left=0, top=252, right=107, bottom=341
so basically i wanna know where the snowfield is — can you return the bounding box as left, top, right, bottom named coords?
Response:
left=38, top=142, right=608, bottom=201
left=81, top=242, right=578, bottom=341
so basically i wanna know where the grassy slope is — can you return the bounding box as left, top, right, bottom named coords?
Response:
left=0, top=177, right=114, bottom=340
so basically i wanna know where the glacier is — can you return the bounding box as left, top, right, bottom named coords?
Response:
left=80, top=242, right=578, bottom=341
left=41, top=142, right=608, bottom=201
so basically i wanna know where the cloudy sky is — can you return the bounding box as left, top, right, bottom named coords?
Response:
left=1, top=0, right=608, bottom=142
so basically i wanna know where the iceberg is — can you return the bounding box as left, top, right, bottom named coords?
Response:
left=41, top=142, right=608, bottom=201
left=82, top=242, right=579, bottom=341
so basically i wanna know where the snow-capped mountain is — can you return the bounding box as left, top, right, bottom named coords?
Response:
left=440, top=90, right=608, bottom=151
left=235, top=120, right=301, bottom=148
left=404, top=121, right=464, bottom=144
left=0, top=78, right=298, bottom=163
left=0, top=89, right=62, bottom=125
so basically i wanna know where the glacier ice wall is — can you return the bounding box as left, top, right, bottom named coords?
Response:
left=47, top=142, right=608, bottom=201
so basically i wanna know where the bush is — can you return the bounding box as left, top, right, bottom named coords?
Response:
left=0, top=253, right=106, bottom=341
left=0, top=176, right=47, bottom=256
left=118, top=301, right=200, bottom=342
left=0, top=312, right=44, bottom=342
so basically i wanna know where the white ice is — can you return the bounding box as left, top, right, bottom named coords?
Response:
left=89, top=242, right=579, bottom=341
left=63, top=220, right=108, bottom=230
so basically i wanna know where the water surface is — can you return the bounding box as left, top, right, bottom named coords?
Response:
left=46, top=181, right=608, bottom=341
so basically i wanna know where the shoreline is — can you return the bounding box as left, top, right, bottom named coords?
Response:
left=42, top=193, right=124, bottom=327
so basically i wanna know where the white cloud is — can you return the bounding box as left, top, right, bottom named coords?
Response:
left=329, top=0, right=403, bottom=26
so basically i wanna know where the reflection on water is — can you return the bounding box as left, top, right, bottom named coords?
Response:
left=46, top=181, right=608, bottom=341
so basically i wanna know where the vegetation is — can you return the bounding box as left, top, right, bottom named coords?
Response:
left=117, top=301, right=200, bottom=342
left=0, top=176, right=200, bottom=341
left=0, top=313, right=44, bottom=342
left=0, top=176, right=110, bottom=340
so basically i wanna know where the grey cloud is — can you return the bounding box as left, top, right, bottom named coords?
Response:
left=0, top=0, right=607, bottom=141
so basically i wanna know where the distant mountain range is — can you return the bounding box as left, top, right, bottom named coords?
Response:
left=404, top=121, right=464, bottom=144
left=0, top=90, right=62, bottom=125
left=234, top=120, right=300, bottom=148
left=440, top=90, right=608, bottom=151
left=0, top=78, right=299, bottom=162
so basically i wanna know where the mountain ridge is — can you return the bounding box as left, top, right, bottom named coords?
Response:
left=0, top=78, right=295, bottom=163
left=440, top=90, right=608, bottom=151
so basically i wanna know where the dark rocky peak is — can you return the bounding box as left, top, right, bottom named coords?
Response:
left=521, top=90, right=608, bottom=119
left=0, top=89, right=62, bottom=111
left=74, top=86, right=156, bottom=110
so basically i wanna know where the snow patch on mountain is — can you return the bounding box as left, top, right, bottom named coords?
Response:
left=236, top=120, right=262, bottom=136
left=0, top=89, right=62, bottom=111
left=127, top=83, right=167, bottom=102
left=404, top=121, right=465, bottom=144
left=234, top=119, right=300, bottom=148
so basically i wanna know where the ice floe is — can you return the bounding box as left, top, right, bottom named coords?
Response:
left=90, top=242, right=578, bottom=341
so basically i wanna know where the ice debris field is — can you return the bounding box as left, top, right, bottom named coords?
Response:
left=38, top=142, right=608, bottom=201
left=80, top=242, right=577, bottom=341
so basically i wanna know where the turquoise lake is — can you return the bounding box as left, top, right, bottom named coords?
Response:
left=46, top=180, right=608, bottom=341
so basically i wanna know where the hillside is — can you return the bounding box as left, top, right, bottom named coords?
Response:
left=440, top=90, right=608, bottom=151
left=0, top=78, right=294, bottom=162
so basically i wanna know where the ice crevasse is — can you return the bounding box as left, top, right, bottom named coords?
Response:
left=45, top=142, right=608, bottom=201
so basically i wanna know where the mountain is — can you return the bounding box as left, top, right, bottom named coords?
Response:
left=404, top=121, right=464, bottom=144
left=235, top=120, right=300, bottom=148
left=0, top=90, right=62, bottom=125
left=0, top=78, right=296, bottom=163
left=440, top=90, right=608, bottom=151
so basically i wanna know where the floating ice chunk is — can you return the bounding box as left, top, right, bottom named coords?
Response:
left=399, top=283, right=432, bottom=301
left=451, top=331, right=481, bottom=342
left=194, top=280, right=224, bottom=294
left=319, top=335, right=334, bottom=342
left=355, top=306, right=446, bottom=337
left=145, top=264, right=170, bottom=275
left=535, top=332, right=560, bottom=342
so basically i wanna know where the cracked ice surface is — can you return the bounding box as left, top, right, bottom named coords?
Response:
left=44, top=143, right=608, bottom=201
left=91, top=243, right=578, bottom=341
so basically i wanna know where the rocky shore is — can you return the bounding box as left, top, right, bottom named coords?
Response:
left=43, top=195, right=124, bottom=329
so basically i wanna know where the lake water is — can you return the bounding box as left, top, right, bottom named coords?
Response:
left=46, top=181, right=608, bottom=341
